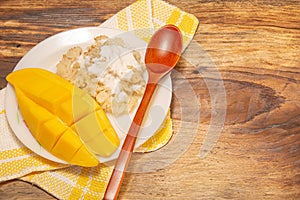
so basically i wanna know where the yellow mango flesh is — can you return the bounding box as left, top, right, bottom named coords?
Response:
left=14, top=88, right=98, bottom=167
left=72, top=109, right=120, bottom=157
left=51, top=128, right=84, bottom=162
left=6, top=68, right=120, bottom=164
left=38, top=118, right=67, bottom=150
left=58, top=87, right=101, bottom=126
left=7, top=69, right=75, bottom=124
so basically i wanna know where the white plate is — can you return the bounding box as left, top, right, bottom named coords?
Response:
left=5, top=27, right=172, bottom=164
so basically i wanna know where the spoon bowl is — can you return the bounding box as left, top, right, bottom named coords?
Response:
left=104, top=24, right=182, bottom=200
left=145, top=25, right=182, bottom=75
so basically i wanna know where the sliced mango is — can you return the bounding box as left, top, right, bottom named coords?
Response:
left=51, top=128, right=84, bottom=162
left=58, top=87, right=101, bottom=126
left=15, top=88, right=53, bottom=137
left=38, top=118, right=67, bottom=150
left=7, top=69, right=74, bottom=123
left=6, top=68, right=120, bottom=165
left=73, top=109, right=120, bottom=157
left=14, top=88, right=98, bottom=167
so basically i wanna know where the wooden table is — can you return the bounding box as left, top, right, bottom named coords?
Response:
left=0, top=0, right=299, bottom=199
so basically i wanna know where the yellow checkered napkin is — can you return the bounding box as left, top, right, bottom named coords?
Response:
left=102, top=0, right=198, bottom=48
left=0, top=0, right=198, bottom=199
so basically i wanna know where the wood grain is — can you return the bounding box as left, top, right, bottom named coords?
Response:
left=0, top=0, right=299, bottom=199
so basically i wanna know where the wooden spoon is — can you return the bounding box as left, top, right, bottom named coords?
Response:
left=103, top=24, right=183, bottom=200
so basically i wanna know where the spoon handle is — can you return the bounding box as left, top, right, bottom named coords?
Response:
left=104, top=80, right=157, bottom=200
